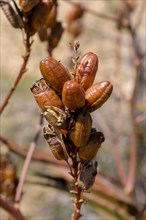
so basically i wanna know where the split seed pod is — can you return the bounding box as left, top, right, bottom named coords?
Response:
left=78, top=129, right=105, bottom=161
left=19, top=0, right=40, bottom=12
left=40, top=56, right=71, bottom=95
left=31, top=78, right=63, bottom=112
left=70, top=109, right=92, bottom=148
left=29, top=0, right=53, bottom=32
left=76, top=52, right=98, bottom=90
left=43, top=125, right=68, bottom=160
left=62, top=80, right=85, bottom=110
left=0, top=0, right=24, bottom=28
left=78, top=161, right=97, bottom=190
left=44, top=106, right=70, bottom=133
left=85, top=81, right=113, bottom=112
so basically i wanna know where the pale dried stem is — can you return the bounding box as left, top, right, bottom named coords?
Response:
left=14, top=114, right=43, bottom=204
left=94, top=112, right=127, bottom=187
left=0, top=33, right=32, bottom=114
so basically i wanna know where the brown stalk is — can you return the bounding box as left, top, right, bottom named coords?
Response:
left=14, top=114, right=43, bottom=204
left=122, top=1, right=144, bottom=195
left=0, top=197, right=26, bottom=220
left=0, top=33, right=32, bottom=114
left=63, top=0, right=120, bottom=23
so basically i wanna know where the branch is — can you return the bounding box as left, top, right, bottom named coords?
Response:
left=14, top=114, right=43, bottom=204
left=0, top=33, right=32, bottom=114
left=0, top=197, right=26, bottom=220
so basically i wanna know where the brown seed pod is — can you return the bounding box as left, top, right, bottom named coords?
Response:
left=70, top=109, right=92, bottom=148
left=62, top=80, right=85, bottom=110
left=43, top=125, right=69, bottom=160
left=78, top=129, right=105, bottom=161
left=29, top=0, right=53, bottom=32
left=19, top=0, right=40, bottom=12
left=0, top=0, right=24, bottom=28
left=31, top=78, right=63, bottom=112
left=46, top=3, right=57, bottom=28
left=78, top=161, right=97, bottom=190
left=85, top=81, right=113, bottom=112
left=40, top=56, right=71, bottom=95
left=75, top=52, right=98, bottom=90
left=67, top=20, right=83, bottom=38
left=66, top=4, right=84, bottom=23
left=47, top=21, right=64, bottom=51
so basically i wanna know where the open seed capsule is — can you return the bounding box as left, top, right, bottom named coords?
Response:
left=75, top=52, right=98, bottom=90
left=78, top=129, right=105, bottom=161
left=44, top=106, right=70, bottom=131
left=78, top=161, right=97, bottom=190
left=85, top=81, right=113, bottom=112
left=70, top=109, right=92, bottom=147
left=40, top=56, right=71, bottom=95
left=29, top=0, right=53, bottom=32
left=43, top=125, right=68, bottom=160
left=62, top=80, right=85, bottom=110
left=19, top=0, right=40, bottom=12
left=30, top=78, right=63, bottom=112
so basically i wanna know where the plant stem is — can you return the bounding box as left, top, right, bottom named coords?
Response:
left=69, top=146, right=83, bottom=220
left=0, top=33, right=32, bottom=114
left=14, top=114, right=43, bottom=204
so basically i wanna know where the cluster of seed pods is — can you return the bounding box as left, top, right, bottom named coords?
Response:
left=0, top=0, right=63, bottom=51
left=31, top=51, right=113, bottom=190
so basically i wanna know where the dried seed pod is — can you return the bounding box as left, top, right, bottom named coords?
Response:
left=44, top=106, right=70, bottom=130
left=78, top=161, right=97, bottom=190
left=0, top=0, right=24, bottom=28
left=70, top=109, right=92, bottom=147
left=66, top=4, right=84, bottom=23
left=75, top=52, right=98, bottom=90
left=47, top=21, right=64, bottom=51
left=67, top=20, right=83, bottom=38
left=46, top=3, right=57, bottom=28
left=62, top=80, right=85, bottom=110
left=43, top=125, right=69, bottom=160
left=78, top=129, right=105, bottom=161
left=19, top=0, right=40, bottom=12
left=31, top=78, right=63, bottom=112
left=29, top=0, right=53, bottom=32
left=85, top=81, right=113, bottom=112
left=40, top=56, right=71, bottom=95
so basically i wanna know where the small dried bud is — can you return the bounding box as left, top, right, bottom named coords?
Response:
left=85, top=81, right=113, bottom=112
left=43, top=125, right=69, bottom=160
left=75, top=52, right=98, bottom=90
left=62, top=80, right=85, bottom=110
left=70, top=109, right=92, bottom=148
left=78, top=129, right=105, bottom=161
left=78, top=161, right=97, bottom=190
left=19, top=0, right=40, bottom=12
left=30, top=78, right=63, bottom=112
left=40, top=56, right=71, bottom=95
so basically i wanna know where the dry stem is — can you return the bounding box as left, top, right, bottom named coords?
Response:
left=14, top=114, right=43, bottom=204
left=0, top=33, right=32, bottom=114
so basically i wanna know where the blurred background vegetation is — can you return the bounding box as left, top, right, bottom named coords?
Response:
left=0, top=0, right=145, bottom=219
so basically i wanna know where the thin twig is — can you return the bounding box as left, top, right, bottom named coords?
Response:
left=121, top=1, right=144, bottom=195
left=0, top=197, right=26, bottom=220
left=63, top=0, right=120, bottom=23
left=14, top=114, right=43, bottom=204
left=93, top=112, right=127, bottom=187
left=0, top=33, right=32, bottom=114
